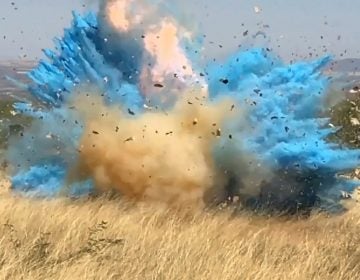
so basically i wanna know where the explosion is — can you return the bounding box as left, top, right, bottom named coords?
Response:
left=5, top=0, right=360, bottom=213
left=67, top=93, right=237, bottom=206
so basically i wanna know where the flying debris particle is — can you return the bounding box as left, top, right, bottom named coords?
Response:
left=220, top=78, right=229, bottom=85
left=128, top=108, right=135, bottom=115
left=243, top=30, right=249, bottom=36
left=253, top=31, right=267, bottom=39
left=254, top=5, right=261, bottom=13
left=285, top=126, right=290, bottom=133
left=154, top=83, right=164, bottom=88
left=143, top=104, right=153, bottom=110
left=216, top=128, right=222, bottom=137
left=165, top=131, right=173, bottom=136
left=231, top=104, right=235, bottom=111
left=271, top=116, right=278, bottom=120
left=92, top=130, right=99, bottom=135
left=115, top=126, right=119, bottom=132
left=340, top=191, right=352, bottom=200
left=124, top=137, right=134, bottom=142
left=193, top=118, right=198, bottom=125
left=45, top=133, right=53, bottom=139
left=229, top=134, right=233, bottom=139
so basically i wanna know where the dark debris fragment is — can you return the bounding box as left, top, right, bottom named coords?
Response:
left=220, top=78, right=229, bottom=85
left=128, top=108, right=135, bottom=115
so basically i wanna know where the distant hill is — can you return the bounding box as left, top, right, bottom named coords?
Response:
left=2, top=58, right=360, bottom=101
left=325, top=58, right=360, bottom=74
left=0, top=61, right=35, bottom=101
left=0, top=60, right=35, bottom=85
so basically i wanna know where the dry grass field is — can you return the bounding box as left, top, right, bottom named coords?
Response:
left=1, top=172, right=360, bottom=280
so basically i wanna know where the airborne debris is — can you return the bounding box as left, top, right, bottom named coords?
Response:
left=154, top=83, right=164, bottom=88
left=193, top=118, right=198, bottom=125
left=216, top=128, right=222, bottom=137
left=143, top=104, right=154, bottom=110
left=92, top=131, right=99, bottom=135
left=254, top=5, right=261, bottom=13
left=128, top=108, right=135, bottom=115
left=124, top=137, right=134, bottom=142
left=340, top=191, right=352, bottom=200
left=220, top=78, right=229, bottom=85
left=45, top=133, right=54, bottom=139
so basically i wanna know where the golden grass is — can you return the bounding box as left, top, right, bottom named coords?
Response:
left=1, top=175, right=360, bottom=280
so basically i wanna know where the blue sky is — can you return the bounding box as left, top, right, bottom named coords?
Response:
left=0, top=0, right=359, bottom=61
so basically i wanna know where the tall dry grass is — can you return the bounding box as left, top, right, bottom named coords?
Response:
left=1, top=174, right=360, bottom=280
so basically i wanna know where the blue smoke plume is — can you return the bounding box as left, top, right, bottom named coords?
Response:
left=5, top=6, right=360, bottom=212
